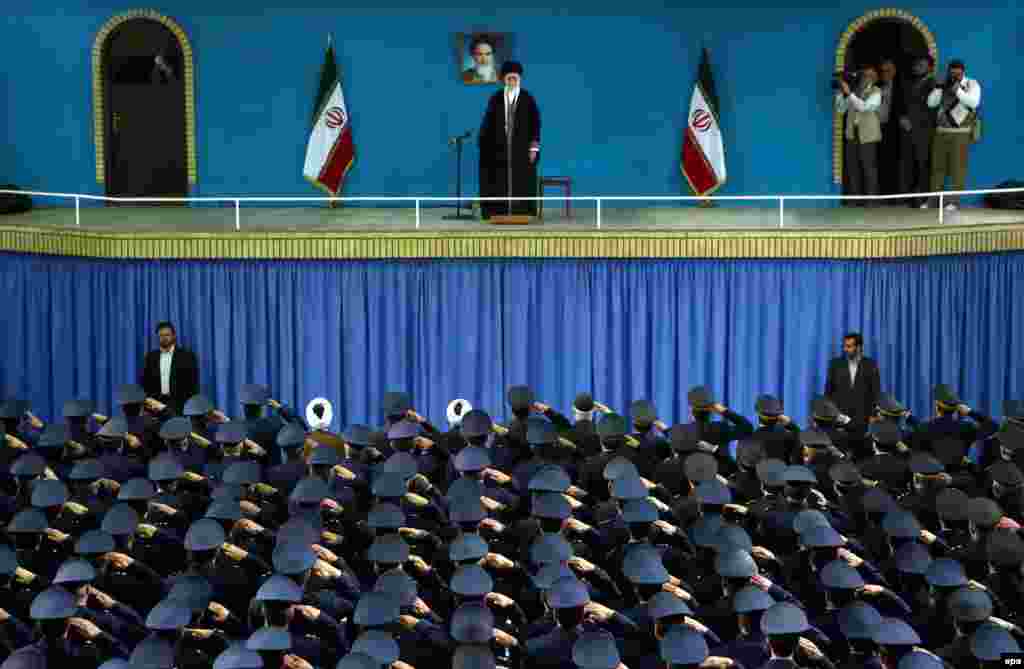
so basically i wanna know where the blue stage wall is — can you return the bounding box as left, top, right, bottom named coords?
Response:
left=1, top=2, right=1020, bottom=201
left=2, top=252, right=1022, bottom=429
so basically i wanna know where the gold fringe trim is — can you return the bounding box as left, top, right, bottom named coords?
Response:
left=3, top=224, right=1024, bottom=259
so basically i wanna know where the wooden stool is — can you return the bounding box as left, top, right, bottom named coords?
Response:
left=539, top=176, right=572, bottom=220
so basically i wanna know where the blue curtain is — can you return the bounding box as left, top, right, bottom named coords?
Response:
left=2, top=252, right=1023, bottom=428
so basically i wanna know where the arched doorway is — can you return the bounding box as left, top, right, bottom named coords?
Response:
left=93, top=10, right=196, bottom=201
left=832, top=9, right=937, bottom=191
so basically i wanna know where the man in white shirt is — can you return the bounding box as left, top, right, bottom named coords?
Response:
left=140, top=321, right=199, bottom=415
left=835, top=66, right=882, bottom=205
left=924, top=59, right=981, bottom=210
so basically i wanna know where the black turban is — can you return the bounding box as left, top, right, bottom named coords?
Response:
left=500, top=61, right=523, bottom=78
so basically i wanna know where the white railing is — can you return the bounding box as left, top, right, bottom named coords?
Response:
left=2, top=187, right=1023, bottom=231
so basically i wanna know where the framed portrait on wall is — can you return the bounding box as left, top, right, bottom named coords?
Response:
left=456, top=33, right=510, bottom=85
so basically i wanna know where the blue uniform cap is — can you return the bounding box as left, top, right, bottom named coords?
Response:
left=531, top=562, right=575, bottom=590
left=762, top=602, right=811, bottom=636
left=630, top=400, right=657, bottom=425
left=453, top=646, right=496, bottom=669
left=373, top=568, right=418, bottom=608
left=246, top=626, right=292, bottom=651
left=715, top=549, right=757, bottom=579
left=368, top=535, right=411, bottom=565
left=383, top=391, right=412, bottom=417
left=529, top=533, right=574, bottom=565
left=800, top=524, right=844, bottom=548
left=354, top=591, right=401, bottom=627
left=212, top=483, right=244, bottom=501
left=146, top=598, right=193, bottom=630
left=648, top=590, right=693, bottom=619
left=860, top=486, right=899, bottom=514
left=450, top=532, right=489, bottom=563
left=341, top=424, right=372, bottom=448
left=611, top=474, right=648, bottom=501
left=0, top=399, right=29, bottom=419
left=733, top=585, right=776, bottom=614
left=215, top=422, right=248, bottom=444
left=386, top=420, right=421, bottom=441
left=239, top=384, right=270, bottom=406
left=782, top=465, right=818, bottom=485
left=460, top=410, right=493, bottom=439
left=820, top=559, right=865, bottom=589
left=755, top=458, right=787, bottom=487
left=967, top=497, right=1004, bottom=529
left=799, top=429, right=833, bottom=450
left=450, top=563, right=493, bottom=597
left=97, top=416, right=129, bottom=439
left=829, top=462, right=862, bottom=486
left=949, top=586, right=994, bottom=622
left=309, top=446, right=340, bottom=466
left=166, top=574, right=214, bottom=612
left=451, top=602, right=495, bottom=643
left=36, top=424, right=69, bottom=449
left=100, top=660, right=132, bottom=669
left=63, top=399, right=96, bottom=418
left=184, top=518, right=226, bottom=552
left=366, top=503, right=405, bottom=530
left=448, top=476, right=485, bottom=504
left=379, top=452, right=418, bottom=480
left=119, top=477, right=156, bottom=502
left=602, top=456, right=638, bottom=481
left=115, top=384, right=146, bottom=406
left=68, top=458, right=105, bottom=481
left=272, top=542, right=317, bottom=575
left=987, top=527, right=1024, bottom=567
left=352, top=631, right=399, bottom=665
left=53, top=558, right=97, bottom=586
left=526, top=416, right=556, bottom=446
left=371, top=471, right=408, bottom=499
left=622, top=544, right=670, bottom=585
left=792, top=510, right=831, bottom=535
left=205, top=499, right=242, bottom=522
left=970, top=622, right=1021, bottom=661
left=622, top=499, right=659, bottom=524
left=684, top=453, right=718, bottom=483
left=454, top=445, right=492, bottom=473
left=336, top=654, right=378, bottom=669
left=256, top=574, right=304, bottom=603
left=528, top=464, right=571, bottom=493
left=598, top=415, right=629, bottom=441
left=696, top=479, right=732, bottom=506
left=572, top=629, right=621, bottom=669
left=10, top=452, right=46, bottom=478
left=925, top=557, right=967, bottom=588
left=183, top=395, right=215, bottom=417
left=736, top=439, right=766, bottom=468
left=894, top=542, right=933, bottom=575
left=547, top=575, right=591, bottom=609
left=659, top=626, right=709, bottom=665
left=869, top=422, right=904, bottom=447
left=30, top=586, right=77, bottom=620
left=882, top=510, right=922, bottom=539
left=755, top=395, right=784, bottom=417
left=290, top=476, right=330, bottom=504
left=130, top=635, right=177, bottom=669
left=276, top=518, right=320, bottom=545
left=30, top=479, right=69, bottom=508
left=872, top=617, right=922, bottom=645
left=838, top=601, right=882, bottom=639
left=689, top=515, right=725, bottom=548
left=148, top=453, right=185, bottom=482
left=0, top=545, right=16, bottom=577
left=158, top=417, right=192, bottom=441
left=451, top=500, right=486, bottom=525
left=224, top=461, right=263, bottom=486
left=507, top=385, right=534, bottom=412
left=276, top=423, right=306, bottom=449
left=896, top=649, right=946, bottom=669
left=532, top=492, right=571, bottom=520
left=75, top=529, right=115, bottom=556
left=102, top=503, right=140, bottom=536
left=213, top=644, right=263, bottom=669
left=908, top=452, right=944, bottom=476
left=688, top=386, right=714, bottom=408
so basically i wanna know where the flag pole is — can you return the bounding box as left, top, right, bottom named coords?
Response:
left=327, top=33, right=337, bottom=209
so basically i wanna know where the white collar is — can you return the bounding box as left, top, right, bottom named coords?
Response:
left=161, top=346, right=175, bottom=355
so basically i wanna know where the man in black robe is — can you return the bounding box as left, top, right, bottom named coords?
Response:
left=478, top=61, right=541, bottom=219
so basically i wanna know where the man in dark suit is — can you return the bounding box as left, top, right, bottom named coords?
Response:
left=139, top=321, right=199, bottom=416
left=825, top=332, right=880, bottom=431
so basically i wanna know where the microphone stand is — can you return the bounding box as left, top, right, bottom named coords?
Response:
left=443, top=131, right=476, bottom=221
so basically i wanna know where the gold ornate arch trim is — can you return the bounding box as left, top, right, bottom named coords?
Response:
left=833, top=8, right=937, bottom=185
left=92, top=9, right=197, bottom=186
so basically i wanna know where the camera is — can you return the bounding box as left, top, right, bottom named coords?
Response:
left=831, top=70, right=859, bottom=91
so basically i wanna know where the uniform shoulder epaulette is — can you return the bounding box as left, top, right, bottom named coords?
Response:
left=63, top=501, right=89, bottom=515
left=14, top=567, right=37, bottom=585
left=404, top=492, right=429, bottom=507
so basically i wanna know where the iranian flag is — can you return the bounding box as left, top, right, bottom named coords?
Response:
left=681, top=48, right=726, bottom=196
left=303, top=43, right=355, bottom=195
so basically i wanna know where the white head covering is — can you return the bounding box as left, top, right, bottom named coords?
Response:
left=305, top=397, right=334, bottom=431
left=447, top=399, right=473, bottom=428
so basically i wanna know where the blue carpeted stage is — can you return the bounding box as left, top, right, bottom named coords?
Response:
left=2, top=251, right=1022, bottom=428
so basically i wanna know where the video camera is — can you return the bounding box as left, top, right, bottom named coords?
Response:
left=831, top=70, right=860, bottom=92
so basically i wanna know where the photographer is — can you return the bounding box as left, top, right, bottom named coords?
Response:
left=899, top=54, right=937, bottom=208
left=835, top=66, right=882, bottom=205
left=924, top=59, right=981, bottom=210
